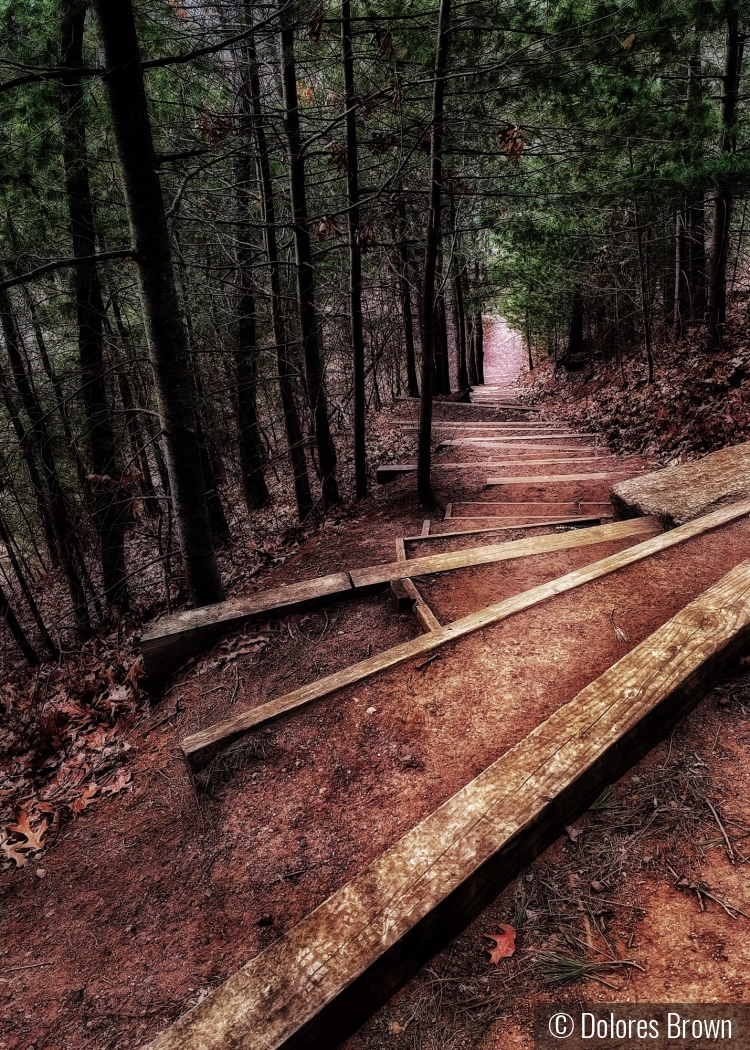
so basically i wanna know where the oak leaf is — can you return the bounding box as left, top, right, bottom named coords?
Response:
left=484, top=924, right=516, bottom=963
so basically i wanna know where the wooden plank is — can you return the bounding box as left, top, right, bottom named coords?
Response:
left=486, top=471, right=639, bottom=486
left=404, top=516, right=614, bottom=543
left=143, top=514, right=630, bottom=676
left=377, top=460, right=617, bottom=482
left=348, top=518, right=657, bottom=590
left=440, top=435, right=596, bottom=443
left=453, top=501, right=612, bottom=509
left=444, top=503, right=452, bottom=519
left=186, top=507, right=750, bottom=773
left=401, top=577, right=441, bottom=631
left=141, top=572, right=354, bottom=675
left=611, top=442, right=750, bottom=528
left=393, top=422, right=569, bottom=430
left=445, top=433, right=596, bottom=442
left=436, top=455, right=610, bottom=466
left=394, top=397, right=540, bottom=411
left=390, top=572, right=439, bottom=629
left=429, top=515, right=614, bottom=525
left=158, top=563, right=750, bottom=1050
left=394, top=537, right=406, bottom=563
left=389, top=578, right=414, bottom=614
left=421, top=519, right=431, bottom=537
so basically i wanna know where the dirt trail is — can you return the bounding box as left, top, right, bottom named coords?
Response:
left=1, top=318, right=749, bottom=1050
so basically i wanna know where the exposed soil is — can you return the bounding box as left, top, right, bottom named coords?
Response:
left=2, top=318, right=749, bottom=1050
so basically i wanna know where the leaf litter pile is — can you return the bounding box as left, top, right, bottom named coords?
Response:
left=0, top=637, right=145, bottom=871
left=518, top=292, right=750, bottom=464
left=353, top=675, right=750, bottom=1050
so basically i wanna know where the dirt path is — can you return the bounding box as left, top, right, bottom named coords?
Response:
left=2, top=318, right=749, bottom=1050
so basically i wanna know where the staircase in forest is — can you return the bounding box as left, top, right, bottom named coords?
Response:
left=144, top=322, right=750, bottom=1050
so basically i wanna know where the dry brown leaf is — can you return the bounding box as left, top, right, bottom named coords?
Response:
left=1, top=839, right=29, bottom=867
left=101, top=771, right=132, bottom=795
left=484, top=925, right=516, bottom=963
left=71, top=785, right=99, bottom=814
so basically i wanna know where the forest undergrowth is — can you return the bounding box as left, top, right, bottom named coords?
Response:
left=0, top=407, right=413, bottom=874
left=520, top=290, right=750, bottom=465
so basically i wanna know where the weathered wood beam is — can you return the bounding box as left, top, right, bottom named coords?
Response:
left=348, top=518, right=656, bottom=589
left=183, top=515, right=723, bottom=771
left=153, top=522, right=645, bottom=675
left=485, top=471, right=642, bottom=486
left=404, top=515, right=613, bottom=543
left=141, top=573, right=354, bottom=675
left=155, top=561, right=750, bottom=1050
left=377, top=459, right=614, bottom=483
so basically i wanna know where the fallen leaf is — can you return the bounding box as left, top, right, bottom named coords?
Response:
left=8, top=811, right=49, bottom=852
left=565, top=825, right=582, bottom=842
left=101, top=771, right=132, bottom=795
left=484, top=925, right=516, bottom=963
left=71, top=784, right=99, bottom=814
left=1, top=840, right=29, bottom=867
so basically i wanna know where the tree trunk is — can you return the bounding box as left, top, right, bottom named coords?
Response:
left=60, top=0, right=128, bottom=608
left=450, top=199, right=469, bottom=392
left=395, top=195, right=419, bottom=398
left=435, top=290, right=451, bottom=395
left=466, top=316, right=479, bottom=386
left=474, top=311, right=485, bottom=384
left=568, top=287, right=585, bottom=355
left=278, top=2, right=339, bottom=507
left=707, top=11, right=744, bottom=343
left=526, top=312, right=534, bottom=371
left=92, top=0, right=224, bottom=606
left=0, top=579, right=39, bottom=667
left=417, top=0, right=452, bottom=505
left=341, top=0, right=367, bottom=499
left=0, top=514, right=58, bottom=658
left=0, top=355, right=58, bottom=563
left=633, top=201, right=655, bottom=383
left=234, top=31, right=270, bottom=513
left=108, top=292, right=164, bottom=507
left=673, top=209, right=689, bottom=337
left=246, top=21, right=312, bottom=520
left=0, top=293, right=90, bottom=636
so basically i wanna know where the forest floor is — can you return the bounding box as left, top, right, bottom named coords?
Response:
left=515, top=291, right=750, bottom=465
left=2, top=319, right=750, bottom=1050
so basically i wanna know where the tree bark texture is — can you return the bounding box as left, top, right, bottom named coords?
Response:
left=0, top=579, right=39, bottom=666
left=92, top=0, right=224, bottom=606
left=278, top=2, right=339, bottom=507
left=341, top=0, right=367, bottom=499
left=708, top=11, right=744, bottom=341
left=474, top=311, right=484, bottom=384
left=0, top=293, right=90, bottom=636
left=60, top=0, right=128, bottom=608
left=417, top=0, right=452, bottom=505
left=247, top=21, right=312, bottom=520
left=234, top=34, right=270, bottom=513
left=395, top=206, right=419, bottom=398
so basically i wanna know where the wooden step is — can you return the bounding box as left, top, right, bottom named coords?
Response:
left=154, top=561, right=750, bottom=1050
left=140, top=573, right=354, bottom=675
left=486, top=471, right=639, bottom=486
left=377, top=459, right=612, bottom=482
left=404, top=516, right=613, bottom=543
left=451, top=501, right=611, bottom=514
left=141, top=519, right=649, bottom=675
left=183, top=517, right=666, bottom=771
left=183, top=504, right=750, bottom=771
left=347, top=518, right=657, bottom=590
